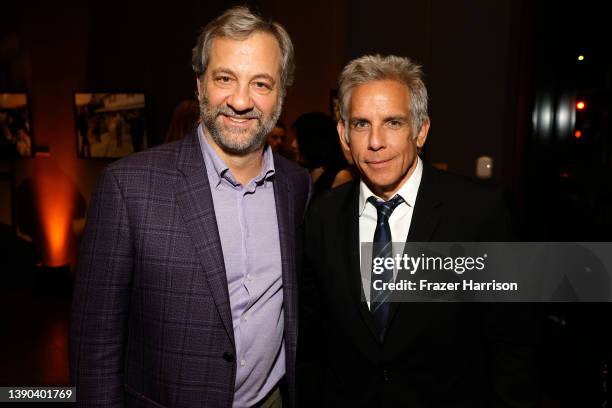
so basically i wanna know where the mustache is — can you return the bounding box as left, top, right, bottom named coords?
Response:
left=215, top=105, right=263, bottom=120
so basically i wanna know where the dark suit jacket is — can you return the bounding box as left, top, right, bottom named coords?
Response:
left=299, top=163, right=538, bottom=407
left=71, top=130, right=310, bottom=408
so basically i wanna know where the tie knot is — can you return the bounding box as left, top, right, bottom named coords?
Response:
left=368, top=195, right=404, bottom=220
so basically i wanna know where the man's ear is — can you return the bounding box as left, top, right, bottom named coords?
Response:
left=196, top=77, right=202, bottom=98
left=338, top=120, right=350, bottom=153
left=415, top=117, right=430, bottom=150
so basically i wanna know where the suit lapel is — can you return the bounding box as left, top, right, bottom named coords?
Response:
left=271, top=161, right=297, bottom=344
left=174, top=131, right=235, bottom=346
left=406, top=163, right=443, bottom=242
left=342, top=182, right=380, bottom=341
left=387, top=163, right=444, bottom=332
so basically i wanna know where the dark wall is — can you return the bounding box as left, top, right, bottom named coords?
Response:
left=83, top=0, right=350, bottom=147
left=346, top=0, right=533, bottom=182
left=0, top=0, right=532, bottom=230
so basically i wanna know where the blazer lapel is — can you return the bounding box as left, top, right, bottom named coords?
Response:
left=271, top=162, right=298, bottom=343
left=406, top=163, right=443, bottom=242
left=174, top=131, right=234, bottom=346
left=342, top=182, right=380, bottom=341
left=387, top=163, right=444, bottom=331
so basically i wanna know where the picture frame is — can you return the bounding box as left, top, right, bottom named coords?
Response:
left=74, top=92, right=147, bottom=159
left=0, top=92, right=34, bottom=158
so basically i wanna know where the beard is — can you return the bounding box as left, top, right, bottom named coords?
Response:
left=199, top=90, right=282, bottom=156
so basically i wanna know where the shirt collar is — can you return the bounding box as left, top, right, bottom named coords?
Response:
left=358, top=156, right=423, bottom=216
left=198, top=123, right=275, bottom=188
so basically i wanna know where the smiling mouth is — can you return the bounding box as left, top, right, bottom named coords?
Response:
left=222, top=115, right=256, bottom=126
left=366, top=158, right=394, bottom=167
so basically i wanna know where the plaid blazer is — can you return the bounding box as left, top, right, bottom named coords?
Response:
left=70, top=130, right=310, bottom=407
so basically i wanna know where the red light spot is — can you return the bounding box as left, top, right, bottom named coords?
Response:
left=560, top=172, right=570, bottom=178
left=575, top=130, right=582, bottom=138
left=576, top=101, right=586, bottom=110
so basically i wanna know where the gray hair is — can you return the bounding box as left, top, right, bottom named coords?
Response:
left=192, top=6, right=295, bottom=96
left=338, top=54, right=428, bottom=140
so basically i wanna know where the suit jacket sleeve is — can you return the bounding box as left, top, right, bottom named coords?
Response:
left=70, top=168, right=134, bottom=407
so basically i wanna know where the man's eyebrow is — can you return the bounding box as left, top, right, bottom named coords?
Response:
left=349, top=116, right=370, bottom=123
left=209, top=69, right=277, bottom=86
left=383, top=115, right=409, bottom=122
left=210, top=68, right=236, bottom=77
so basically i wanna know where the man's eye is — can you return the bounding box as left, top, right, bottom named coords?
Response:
left=252, top=81, right=272, bottom=92
left=388, top=120, right=403, bottom=128
left=351, top=121, right=369, bottom=130
left=215, top=76, right=232, bottom=83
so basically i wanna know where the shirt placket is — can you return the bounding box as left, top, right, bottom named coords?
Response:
left=237, top=181, right=258, bottom=371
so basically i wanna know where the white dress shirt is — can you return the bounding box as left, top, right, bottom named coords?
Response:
left=359, top=157, right=423, bottom=307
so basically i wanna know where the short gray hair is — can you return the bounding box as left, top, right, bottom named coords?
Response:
left=338, top=54, right=428, bottom=139
left=192, top=6, right=295, bottom=96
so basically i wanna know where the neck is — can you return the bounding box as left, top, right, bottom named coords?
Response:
left=205, top=133, right=265, bottom=186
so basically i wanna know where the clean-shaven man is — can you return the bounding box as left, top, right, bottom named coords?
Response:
left=299, top=54, right=538, bottom=407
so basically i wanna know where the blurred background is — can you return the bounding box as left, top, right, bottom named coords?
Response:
left=1, top=0, right=610, bottom=406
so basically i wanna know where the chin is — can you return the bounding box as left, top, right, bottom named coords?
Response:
left=218, top=120, right=253, bottom=135
left=364, top=178, right=394, bottom=193
left=365, top=173, right=395, bottom=187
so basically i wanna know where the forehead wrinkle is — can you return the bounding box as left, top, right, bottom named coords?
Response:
left=349, top=87, right=411, bottom=123
left=209, top=34, right=281, bottom=84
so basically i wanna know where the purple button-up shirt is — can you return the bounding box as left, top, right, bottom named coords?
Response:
left=198, top=125, right=285, bottom=408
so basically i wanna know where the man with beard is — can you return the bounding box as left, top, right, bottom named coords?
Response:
left=71, top=7, right=310, bottom=408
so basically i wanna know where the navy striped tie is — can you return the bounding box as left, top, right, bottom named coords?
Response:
left=368, top=195, right=404, bottom=341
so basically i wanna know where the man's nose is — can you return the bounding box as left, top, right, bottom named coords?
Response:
left=368, top=125, right=385, bottom=151
left=227, top=84, right=254, bottom=113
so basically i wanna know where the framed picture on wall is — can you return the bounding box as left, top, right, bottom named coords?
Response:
left=0, top=92, right=34, bottom=158
left=74, top=92, right=147, bottom=159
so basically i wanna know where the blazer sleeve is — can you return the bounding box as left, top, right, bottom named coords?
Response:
left=70, top=168, right=134, bottom=407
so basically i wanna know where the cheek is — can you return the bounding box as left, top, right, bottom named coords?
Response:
left=400, top=144, right=417, bottom=163
left=207, top=94, right=225, bottom=108
left=253, top=93, right=279, bottom=114
left=204, top=83, right=229, bottom=107
left=347, top=139, right=367, bottom=159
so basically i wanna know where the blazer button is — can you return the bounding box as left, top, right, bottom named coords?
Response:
left=222, top=352, right=235, bottom=363
left=382, top=369, right=389, bottom=382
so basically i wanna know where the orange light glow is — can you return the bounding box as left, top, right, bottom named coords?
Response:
left=34, top=160, right=76, bottom=267
left=576, top=101, right=586, bottom=110
left=574, top=130, right=582, bottom=138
